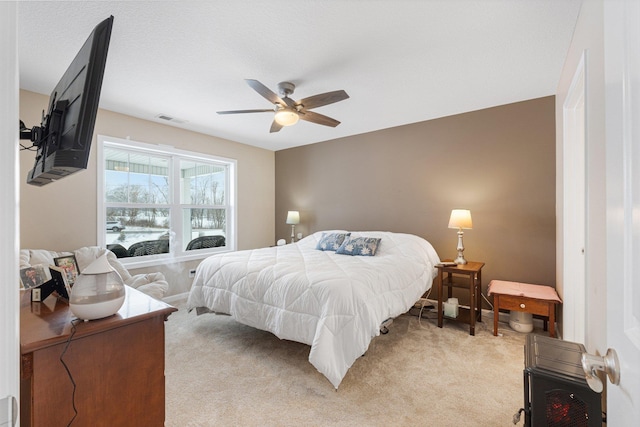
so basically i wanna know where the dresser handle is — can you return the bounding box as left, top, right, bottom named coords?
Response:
left=520, top=303, right=525, bottom=309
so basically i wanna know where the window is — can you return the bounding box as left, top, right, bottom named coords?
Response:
left=98, top=136, right=236, bottom=266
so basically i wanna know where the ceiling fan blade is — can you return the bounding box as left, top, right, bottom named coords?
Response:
left=217, top=109, right=273, bottom=115
left=297, top=90, right=349, bottom=110
left=245, top=79, right=289, bottom=106
left=270, top=120, right=283, bottom=133
left=280, top=96, right=296, bottom=108
left=299, top=110, right=341, bottom=127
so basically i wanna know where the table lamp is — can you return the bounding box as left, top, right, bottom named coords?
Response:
left=448, top=209, right=473, bottom=265
left=286, top=211, right=300, bottom=244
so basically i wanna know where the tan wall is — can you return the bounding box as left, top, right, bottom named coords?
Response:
left=275, top=96, right=556, bottom=306
left=19, top=89, right=275, bottom=296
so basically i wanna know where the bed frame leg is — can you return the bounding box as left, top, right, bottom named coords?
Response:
left=380, top=318, right=393, bottom=334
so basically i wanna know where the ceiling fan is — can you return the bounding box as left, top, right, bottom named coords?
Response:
left=217, top=79, right=349, bottom=133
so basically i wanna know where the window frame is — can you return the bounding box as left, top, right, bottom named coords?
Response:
left=97, top=135, right=237, bottom=268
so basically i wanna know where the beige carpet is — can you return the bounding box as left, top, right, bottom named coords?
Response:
left=165, top=299, right=538, bottom=426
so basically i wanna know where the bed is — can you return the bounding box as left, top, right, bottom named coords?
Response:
left=186, top=230, right=441, bottom=388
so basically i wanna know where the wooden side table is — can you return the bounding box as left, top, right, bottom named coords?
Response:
left=436, top=261, right=485, bottom=336
left=488, top=280, right=562, bottom=338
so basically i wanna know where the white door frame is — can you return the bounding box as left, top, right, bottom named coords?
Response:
left=562, top=51, right=587, bottom=344
left=0, top=2, right=21, bottom=421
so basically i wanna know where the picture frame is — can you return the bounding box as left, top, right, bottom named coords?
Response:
left=49, top=265, right=72, bottom=300
left=53, top=255, right=80, bottom=287
left=19, top=264, right=50, bottom=289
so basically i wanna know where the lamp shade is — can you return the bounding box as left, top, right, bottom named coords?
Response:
left=274, top=109, right=300, bottom=126
left=448, top=209, right=473, bottom=229
left=286, top=211, right=300, bottom=225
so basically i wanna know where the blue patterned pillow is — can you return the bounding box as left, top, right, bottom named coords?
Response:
left=336, top=236, right=381, bottom=256
left=316, top=232, right=351, bottom=251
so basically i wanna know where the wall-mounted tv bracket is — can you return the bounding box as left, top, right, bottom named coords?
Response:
left=19, top=94, right=68, bottom=176
left=19, top=93, right=66, bottom=148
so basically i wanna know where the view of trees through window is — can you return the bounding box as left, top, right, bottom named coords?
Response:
left=102, top=143, right=231, bottom=257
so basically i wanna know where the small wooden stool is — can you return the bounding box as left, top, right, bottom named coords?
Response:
left=488, top=280, right=562, bottom=337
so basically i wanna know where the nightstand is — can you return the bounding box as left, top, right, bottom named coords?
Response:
left=436, top=260, right=485, bottom=336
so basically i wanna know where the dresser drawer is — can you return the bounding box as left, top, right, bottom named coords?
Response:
left=496, top=294, right=552, bottom=316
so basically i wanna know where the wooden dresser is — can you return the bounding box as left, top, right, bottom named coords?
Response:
left=20, top=286, right=177, bottom=427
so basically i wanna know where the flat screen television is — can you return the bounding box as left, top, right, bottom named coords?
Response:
left=21, top=15, right=114, bottom=186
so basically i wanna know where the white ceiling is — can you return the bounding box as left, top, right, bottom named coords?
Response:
left=17, top=1, right=582, bottom=151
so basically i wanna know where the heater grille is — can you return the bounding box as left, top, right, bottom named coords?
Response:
left=545, top=390, right=589, bottom=427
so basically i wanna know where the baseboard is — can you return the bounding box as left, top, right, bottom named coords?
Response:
left=488, top=308, right=510, bottom=325
left=483, top=307, right=548, bottom=330
left=425, top=299, right=550, bottom=331
left=163, top=291, right=189, bottom=304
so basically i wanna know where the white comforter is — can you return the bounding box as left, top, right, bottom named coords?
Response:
left=186, top=231, right=440, bottom=388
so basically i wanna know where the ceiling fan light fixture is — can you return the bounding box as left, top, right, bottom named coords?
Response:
left=217, top=80, right=348, bottom=133
left=274, top=109, right=299, bottom=126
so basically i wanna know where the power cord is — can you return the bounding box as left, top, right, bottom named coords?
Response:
left=20, top=143, right=37, bottom=151
left=413, top=289, right=438, bottom=327
left=411, top=289, right=495, bottom=329
left=481, top=292, right=494, bottom=311
left=60, top=318, right=81, bottom=426
left=512, top=408, right=524, bottom=424
left=412, top=289, right=494, bottom=328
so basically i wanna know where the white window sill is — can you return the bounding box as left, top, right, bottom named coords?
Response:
left=118, top=248, right=231, bottom=270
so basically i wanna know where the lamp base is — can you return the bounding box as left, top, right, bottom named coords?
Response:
left=454, top=255, right=467, bottom=265
left=454, top=229, right=467, bottom=264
